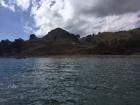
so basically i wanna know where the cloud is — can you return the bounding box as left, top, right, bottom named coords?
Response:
left=29, top=0, right=140, bottom=36
left=16, top=0, right=31, bottom=11
left=1, top=0, right=140, bottom=36
left=0, top=0, right=31, bottom=11
left=30, top=0, right=74, bottom=35
left=71, top=0, right=140, bottom=17
left=101, top=13, right=140, bottom=32
left=0, top=0, right=15, bottom=12
left=23, top=21, right=33, bottom=34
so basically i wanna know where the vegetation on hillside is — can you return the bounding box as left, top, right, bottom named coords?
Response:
left=0, top=28, right=140, bottom=57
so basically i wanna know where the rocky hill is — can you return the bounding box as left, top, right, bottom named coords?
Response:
left=0, top=27, right=140, bottom=57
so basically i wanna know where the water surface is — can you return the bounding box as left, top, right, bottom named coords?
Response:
left=0, top=57, right=140, bottom=105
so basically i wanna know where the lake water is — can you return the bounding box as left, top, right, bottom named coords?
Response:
left=0, top=57, right=140, bottom=105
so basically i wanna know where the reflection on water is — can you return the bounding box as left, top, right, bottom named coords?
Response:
left=0, top=57, right=140, bottom=105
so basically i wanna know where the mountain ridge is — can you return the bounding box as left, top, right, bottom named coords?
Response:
left=0, top=27, right=140, bottom=57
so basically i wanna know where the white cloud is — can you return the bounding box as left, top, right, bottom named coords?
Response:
left=0, top=0, right=31, bottom=11
left=101, top=13, right=140, bottom=32
left=0, top=0, right=15, bottom=12
left=30, top=0, right=74, bottom=35
left=16, top=0, right=31, bottom=11
left=23, top=21, right=33, bottom=34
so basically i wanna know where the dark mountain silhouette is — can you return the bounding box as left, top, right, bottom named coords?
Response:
left=44, top=28, right=71, bottom=39
left=44, top=28, right=80, bottom=43
left=0, top=27, right=140, bottom=57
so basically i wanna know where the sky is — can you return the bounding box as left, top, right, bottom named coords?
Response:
left=0, top=0, right=140, bottom=40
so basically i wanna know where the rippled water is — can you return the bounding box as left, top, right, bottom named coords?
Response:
left=0, top=57, right=140, bottom=105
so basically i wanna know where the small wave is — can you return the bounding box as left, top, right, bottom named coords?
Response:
left=41, top=99, right=61, bottom=105
left=40, top=98, right=77, bottom=105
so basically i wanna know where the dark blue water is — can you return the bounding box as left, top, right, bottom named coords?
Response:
left=0, top=57, right=140, bottom=105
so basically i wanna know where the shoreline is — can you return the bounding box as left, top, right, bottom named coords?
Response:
left=1, top=54, right=140, bottom=59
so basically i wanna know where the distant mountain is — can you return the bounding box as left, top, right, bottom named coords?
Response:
left=43, top=28, right=80, bottom=43
left=0, top=27, right=140, bottom=57
left=95, top=28, right=140, bottom=41
left=44, top=28, right=70, bottom=39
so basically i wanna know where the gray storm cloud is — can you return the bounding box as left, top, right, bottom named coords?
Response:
left=74, top=0, right=140, bottom=17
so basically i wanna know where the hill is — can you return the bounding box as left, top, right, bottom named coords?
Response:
left=0, top=28, right=140, bottom=57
